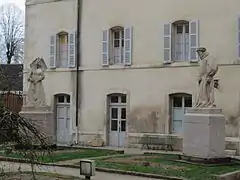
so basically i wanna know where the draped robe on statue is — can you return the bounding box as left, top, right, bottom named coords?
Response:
left=195, top=53, right=218, bottom=108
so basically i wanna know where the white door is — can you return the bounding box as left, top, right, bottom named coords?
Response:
left=109, top=106, right=126, bottom=147
left=172, top=95, right=192, bottom=133
left=57, top=105, right=71, bottom=144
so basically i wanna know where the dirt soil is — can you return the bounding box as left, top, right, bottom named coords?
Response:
left=3, top=174, right=82, bottom=180
left=104, top=155, right=186, bottom=170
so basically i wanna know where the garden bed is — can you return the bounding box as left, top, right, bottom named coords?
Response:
left=0, top=147, right=121, bottom=163
left=1, top=172, right=82, bottom=180
left=74, top=153, right=240, bottom=180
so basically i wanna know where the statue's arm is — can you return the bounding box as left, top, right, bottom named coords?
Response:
left=27, top=72, right=33, bottom=82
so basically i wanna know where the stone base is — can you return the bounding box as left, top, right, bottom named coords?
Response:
left=178, top=154, right=231, bottom=165
left=19, top=105, right=55, bottom=144
left=183, top=108, right=226, bottom=159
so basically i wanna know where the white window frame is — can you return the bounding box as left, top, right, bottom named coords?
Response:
left=111, top=27, right=124, bottom=65
left=57, top=32, right=69, bottom=68
left=173, top=23, right=189, bottom=61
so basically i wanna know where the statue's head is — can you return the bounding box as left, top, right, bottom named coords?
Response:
left=36, top=58, right=42, bottom=68
left=30, top=57, right=47, bottom=71
left=196, top=47, right=207, bottom=60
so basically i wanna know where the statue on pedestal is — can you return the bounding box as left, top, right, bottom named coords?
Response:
left=26, top=57, right=47, bottom=107
left=195, top=47, right=219, bottom=108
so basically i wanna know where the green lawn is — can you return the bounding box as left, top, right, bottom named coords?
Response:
left=92, top=154, right=240, bottom=180
left=0, top=148, right=120, bottom=163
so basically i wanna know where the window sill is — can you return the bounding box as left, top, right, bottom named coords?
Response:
left=47, top=67, right=76, bottom=72
left=102, top=64, right=131, bottom=69
left=164, top=61, right=198, bottom=67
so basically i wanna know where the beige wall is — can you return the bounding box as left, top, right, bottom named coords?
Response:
left=24, top=0, right=78, bottom=133
left=79, top=0, right=240, bottom=143
left=24, top=0, right=240, bottom=146
left=80, top=65, right=240, bottom=140
left=24, top=0, right=77, bottom=101
left=81, top=0, right=240, bottom=68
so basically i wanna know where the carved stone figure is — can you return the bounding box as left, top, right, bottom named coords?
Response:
left=194, top=47, right=219, bottom=108
left=26, top=57, right=47, bottom=107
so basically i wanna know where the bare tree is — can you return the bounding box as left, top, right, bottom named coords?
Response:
left=0, top=3, right=24, bottom=64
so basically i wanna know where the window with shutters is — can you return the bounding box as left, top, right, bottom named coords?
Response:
left=101, top=26, right=132, bottom=66
left=172, top=20, right=189, bottom=61
left=57, top=32, right=68, bottom=68
left=110, top=26, right=124, bottom=65
left=163, top=20, right=199, bottom=64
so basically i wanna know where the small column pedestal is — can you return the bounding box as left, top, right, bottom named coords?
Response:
left=19, top=105, right=55, bottom=144
left=183, top=108, right=226, bottom=160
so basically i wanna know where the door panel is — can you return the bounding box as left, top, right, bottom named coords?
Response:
left=109, top=106, right=126, bottom=147
left=172, top=95, right=192, bottom=134
left=109, top=107, right=119, bottom=146
left=57, top=105, right=71, bottom=144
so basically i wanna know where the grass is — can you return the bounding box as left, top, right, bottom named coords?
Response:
left=93, top=154, right=240, bottom=180
left=0, top=148, right=120, bottom=163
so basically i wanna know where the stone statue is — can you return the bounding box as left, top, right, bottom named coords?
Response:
left=26, top=57, right=47, bottom=107
left=194, top=47, right=219, bottom=108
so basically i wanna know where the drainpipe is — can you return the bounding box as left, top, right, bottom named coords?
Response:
left=75, top=0, right=82, bottom=144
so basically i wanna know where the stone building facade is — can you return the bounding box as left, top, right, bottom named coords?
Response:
left=24, top=0, right=240, bottom=153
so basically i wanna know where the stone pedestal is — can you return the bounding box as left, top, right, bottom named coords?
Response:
left=183, top=108, right=225, bottom=159
left=19, top=105, right=55, bottom=144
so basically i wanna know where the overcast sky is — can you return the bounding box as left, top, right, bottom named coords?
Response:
left=0, top=0, right=25, bottom=11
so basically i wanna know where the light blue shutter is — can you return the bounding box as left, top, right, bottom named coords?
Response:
left=102, top=30, right=109, bottom=66
left=124, top=26, right=133, bottom=65
left=68, top=32, right=76, bottom=68
left=164, top=23, right=172, bottom=63
left=49, top=35, right=56, bottom=68
left=238, top=17, right=240, bottom=57
left=189, top=20, right=199, bottom=62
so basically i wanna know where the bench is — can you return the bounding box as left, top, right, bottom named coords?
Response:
left=138, top=134, right=175, bottom=151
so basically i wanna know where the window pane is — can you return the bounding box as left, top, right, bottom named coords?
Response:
left=111, top=120, right=118, bottom=131
left=184, top=96, right=192, bottom=107
left=121, top=95, right=126, bottom=103
left=121, top=121, right=126, bottom=131
left=173, top=96, right=182, bottom=107
left=121, top=108, right=126, bottom=119
left=176, top=25, right=183, bottom=34
left=66, top=95, right=70, bottom=103
left=114, top=48, right=121, bottom=63
left=114, top=31, right=120, bottom=39
left=58, top=96, right=64, bottom=103
left=185, top=24, right=189, bottom=33
left=114, top=40, right=120, bottom=47
left=121, top=39, right=124, bottom=47
left=110, top=96, right=118, bottom=103
left=111, top=108, right=118, bottom=119
left=121, top=31, right=124, bottom=39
